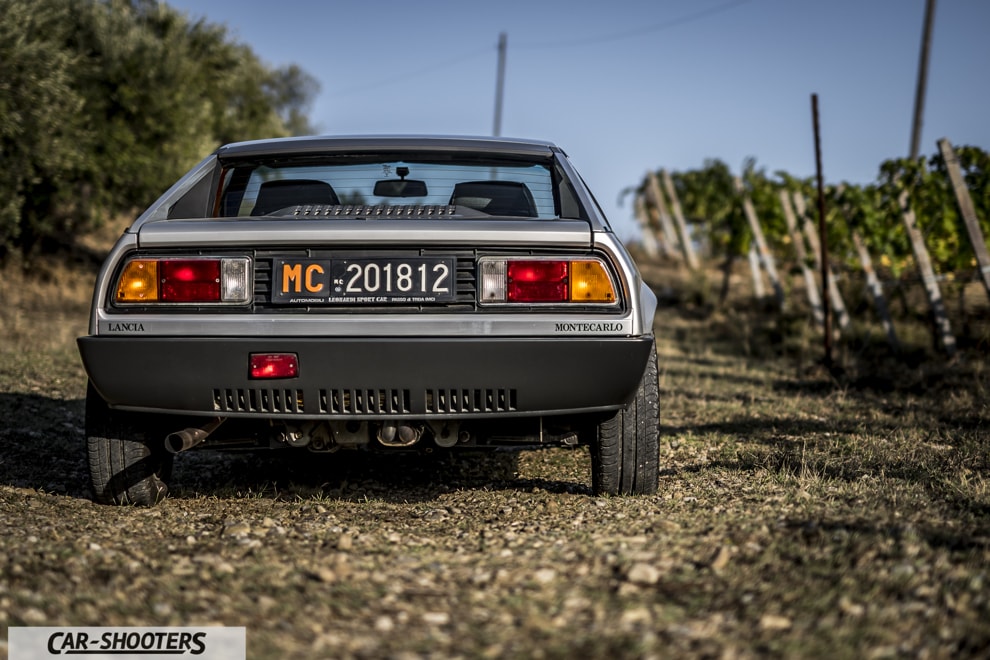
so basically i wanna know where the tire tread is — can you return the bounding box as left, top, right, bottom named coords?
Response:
left=591, top=340, right=660, bottom=496
left=86, top=384, right=170, bottom=506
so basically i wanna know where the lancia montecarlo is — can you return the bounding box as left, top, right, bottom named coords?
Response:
left=77, top=135, right=660, bottom=505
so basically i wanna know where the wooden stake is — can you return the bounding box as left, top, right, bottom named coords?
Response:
left=646, top=203, right=678, bottom=260
left=748, top=244, right=766, bottom=299
left=661, top=169, right=700, bottom=270
left=734, top=177, right=784, bottom=307
left=646, top=171, right=682, bottom=261
left=851, top=230, right=901, bottom=351
left=780, top=190, right=824, bottom=325
left=792, top=192, right=851, bottom=331
left=811, top=93, right=832, bottom=369
left=633, top=194, right=660, bottom=258
left=938, top=137, right=990, bottom=302
left=898, top=188, right=956, bottom=355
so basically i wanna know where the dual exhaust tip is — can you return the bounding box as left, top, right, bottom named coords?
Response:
left=377, top=423, right=421, bottom=447
left=378, top=422, right=462, bottom=448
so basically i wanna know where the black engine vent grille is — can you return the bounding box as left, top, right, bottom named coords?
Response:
left=209, top=386, right=520, bottom=416
left=426, top=388, right=517, bottom=414
left=321, top=388, right=411, bottom=415
left=214, top=388, right=305, bottom=414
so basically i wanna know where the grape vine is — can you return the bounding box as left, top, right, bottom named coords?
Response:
left=641, top=145, right=990, bottom=281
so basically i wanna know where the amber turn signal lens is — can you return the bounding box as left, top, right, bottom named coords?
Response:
left=115, top=260, right=159, bottom=302
left=569, top=260, right=616, bottom=302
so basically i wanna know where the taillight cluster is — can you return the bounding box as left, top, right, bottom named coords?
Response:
left=114, top=257, right=251, bottom=305
left=479, top=257, right=618, bottom=305
left=113, top=255, right=618, bottom=307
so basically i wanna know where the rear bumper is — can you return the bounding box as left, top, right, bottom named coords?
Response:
left=78, top=336, right=653, bottom=419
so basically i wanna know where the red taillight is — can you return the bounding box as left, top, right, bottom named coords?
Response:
left=507, top=260, right=568, bottom=302
left=160, top=260, right=221, bottom=302
left=249, top=353, right=299, bottom=379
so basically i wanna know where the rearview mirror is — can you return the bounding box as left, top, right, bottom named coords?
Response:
left=373, top=179, right=428, bottom=197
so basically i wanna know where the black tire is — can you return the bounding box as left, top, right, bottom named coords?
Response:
left=86, top=383, right=172, bottom=505
left=590, top=338, right=660, bottom=495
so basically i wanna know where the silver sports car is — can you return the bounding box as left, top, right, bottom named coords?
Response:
left=78, top=135, right=659, bottom=505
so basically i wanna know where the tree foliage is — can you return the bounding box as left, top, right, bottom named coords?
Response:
left=0, top=0, right=319, bottom=257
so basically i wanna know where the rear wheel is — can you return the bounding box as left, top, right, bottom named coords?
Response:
left=86, top=383, right=172, bottom=505
left=590, top=339, right=660, bottom=495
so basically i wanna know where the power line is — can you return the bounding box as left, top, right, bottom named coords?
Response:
left=515, top=0, right=754, bottom=50
left=329, top=0, right=753, bottom=99
left=331, top=47, right=492, bottom=98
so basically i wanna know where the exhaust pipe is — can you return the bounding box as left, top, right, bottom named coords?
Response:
left=428, top=421, right=461, bottom=448
left=165, top=418, right=224, bottom=454
left=377, top=422, right=422, bottom=447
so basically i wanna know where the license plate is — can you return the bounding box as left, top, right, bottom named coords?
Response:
left=272, top=257, right=457, bottom=304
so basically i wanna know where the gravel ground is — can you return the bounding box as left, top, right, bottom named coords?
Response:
left=1, top=260, right=988, bottom=658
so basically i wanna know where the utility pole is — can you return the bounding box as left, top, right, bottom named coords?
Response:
left=493, top=32, right=507, bottom=137
left=909, top=0, right=936, bottom=159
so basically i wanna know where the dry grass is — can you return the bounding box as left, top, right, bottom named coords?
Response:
left=0, top=252, right=988, bottom=658
left=2, top=258, right=91, bottom=332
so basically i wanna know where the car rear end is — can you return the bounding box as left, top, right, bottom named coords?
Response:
left=77, top=136, right=660, bottom=504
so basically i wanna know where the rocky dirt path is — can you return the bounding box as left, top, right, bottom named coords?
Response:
left=1, top=264, right=988, bottom=658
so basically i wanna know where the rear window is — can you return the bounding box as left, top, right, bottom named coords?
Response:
left=217, top=156, right=563, bottom=220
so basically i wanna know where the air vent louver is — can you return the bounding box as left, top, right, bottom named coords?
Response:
left=213, top=388, right=305, bottom=414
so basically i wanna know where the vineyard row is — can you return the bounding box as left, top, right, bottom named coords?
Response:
left=633, top=138, right=990, bottom=357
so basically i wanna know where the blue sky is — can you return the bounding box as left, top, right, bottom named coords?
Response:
left=166, top=0, right=989, bottom=239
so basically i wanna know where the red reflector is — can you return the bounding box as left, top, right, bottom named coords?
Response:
left=160, top=260, right=221, bottom=302
left=507, top=260, right=568, bottom=302
left=249, top=353, right=299, bottom=379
